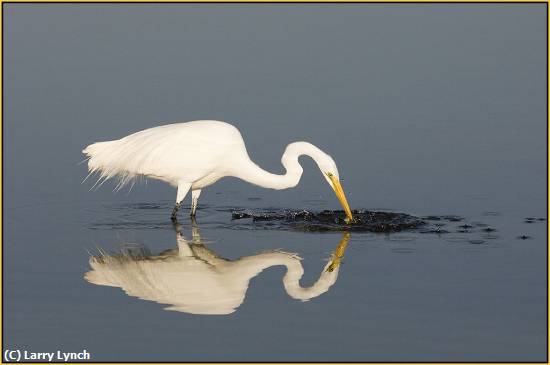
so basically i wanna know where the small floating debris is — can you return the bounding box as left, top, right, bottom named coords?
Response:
left=482, top=227, right=496, bottom=232
left=518, top=235, right=532, bottom=240
left=524, top=217, right=545, bottom=224
left=419, top=227, right=450, bottom=234
left=458, top=224, right=474, bottom=229
left=421, top=215, right=464, bottom=222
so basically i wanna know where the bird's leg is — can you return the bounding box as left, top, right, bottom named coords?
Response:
left=171, top=223, right=194, bottom=258
left=171, top=183, right=192, bottom=222
left=190, top=189, right=202, bottom=217
left=170, top=203, right=181, bottom=222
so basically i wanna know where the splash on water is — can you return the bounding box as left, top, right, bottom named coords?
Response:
left=232, top=209, right=431, bottom=233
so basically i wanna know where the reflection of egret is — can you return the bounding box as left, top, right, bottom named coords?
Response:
left=83, top=120, right=353, bottom=221
left=84, top=226, right=350, bottom=315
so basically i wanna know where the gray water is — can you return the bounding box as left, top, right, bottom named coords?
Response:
left=4, top=4, right=547, bottom=362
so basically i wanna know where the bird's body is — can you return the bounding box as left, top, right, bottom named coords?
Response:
left=84, top=121, right=244, bottom=189
left=83, top=120, right=353, bottom=220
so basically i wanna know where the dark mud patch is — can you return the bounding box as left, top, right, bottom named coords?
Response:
left=229, top=209, right=501, bottom=240
left=231, top=209, right=431, bottom=233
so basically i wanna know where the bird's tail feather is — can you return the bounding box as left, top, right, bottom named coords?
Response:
left=82, top=140, right=137, bottom=190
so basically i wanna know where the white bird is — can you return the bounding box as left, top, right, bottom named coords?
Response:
left=83, top=120, right=353, bottom=221
left=85, top=228, right=350, bottom=315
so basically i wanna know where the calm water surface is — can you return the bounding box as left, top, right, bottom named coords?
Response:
left=4, top=4, right=547, bottom=362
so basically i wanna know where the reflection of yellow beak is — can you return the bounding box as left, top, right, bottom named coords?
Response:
left=328, top=174, right=353, bottom=221
left=326, top=232, right=351, bottom=272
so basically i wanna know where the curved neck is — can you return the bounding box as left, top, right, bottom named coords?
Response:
left=237, top=252, right=339, bottom=301
left=234, top=142, right=328, bottom=190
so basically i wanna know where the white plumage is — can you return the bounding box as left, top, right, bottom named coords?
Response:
left=83, top=120, right=353, bottom=221
left=84, top=121, right=241, bottom=189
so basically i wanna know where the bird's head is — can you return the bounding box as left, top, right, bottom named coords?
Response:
left=282, top=141, right=354, bottom=222
left=319, top=157, right=353, bottom=222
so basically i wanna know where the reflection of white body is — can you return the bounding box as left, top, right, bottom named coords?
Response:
left=85, top=230, right=349, bottom=315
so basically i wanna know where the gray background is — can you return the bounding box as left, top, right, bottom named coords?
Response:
left=4, top=4, right=547, bottom=362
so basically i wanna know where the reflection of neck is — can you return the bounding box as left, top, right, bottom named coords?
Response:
left=237, top=252, right=339, bottom=301
left=181, top=230, right=349, bottom=302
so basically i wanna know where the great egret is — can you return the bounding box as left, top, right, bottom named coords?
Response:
left=85, top=225, right=350, bottom=315
left=83, top=120, right=353, bottom=221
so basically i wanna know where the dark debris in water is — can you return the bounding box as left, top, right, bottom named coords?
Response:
left=419, top=227, right=450, bottom=234
left=229, top=209, right=504, bottom=243
left=231, top=209, right=429, bottom=233
left=422, top=215, right=463, bottom=222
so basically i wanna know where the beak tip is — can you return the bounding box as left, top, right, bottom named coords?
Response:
left=330, top=176, right=353, bottom=223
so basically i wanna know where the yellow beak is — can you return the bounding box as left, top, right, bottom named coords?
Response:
left=328, top=174, right=353, bottom=221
